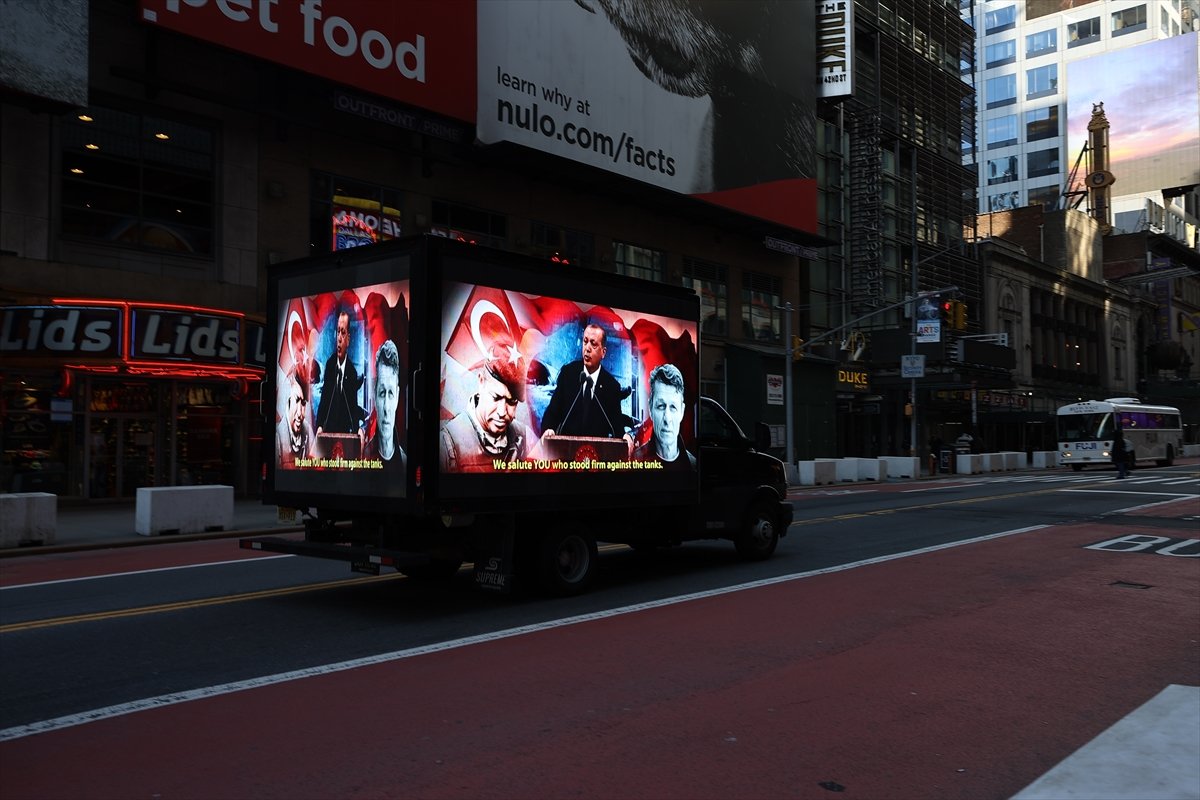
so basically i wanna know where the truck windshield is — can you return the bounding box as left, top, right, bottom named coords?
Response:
left=1057, top=412, right=1112, bottom=441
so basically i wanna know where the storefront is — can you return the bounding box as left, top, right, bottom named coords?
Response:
left=1, top=300, right=265, bottom=499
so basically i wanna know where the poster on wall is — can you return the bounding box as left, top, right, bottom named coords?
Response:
left=273, top=280, right=409, bottom=495
left=438, top=280, right=699, bottom=479
left=475, top=0, right=817, bottom=234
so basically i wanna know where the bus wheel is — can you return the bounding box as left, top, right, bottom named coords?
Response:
left=1156, top=446, right=1174, bottom=467
left=537, top=529, right=597, bottom=596
left=1071, top=464, right=1083, bottom=472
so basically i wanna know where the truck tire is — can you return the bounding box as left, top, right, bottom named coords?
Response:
left=537, top=529, right=597, bottom=596
left=735, top=500, right=779, bottom=561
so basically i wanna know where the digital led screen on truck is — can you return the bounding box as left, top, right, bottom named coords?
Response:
left=438, top=280, right=699, bottom=484
left=273, top=274, right=410, bottom=499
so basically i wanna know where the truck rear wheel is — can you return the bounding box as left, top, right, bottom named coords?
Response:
left=537, top=529, right=597, bottom=596
left=735, top=500, right=779, bottom=561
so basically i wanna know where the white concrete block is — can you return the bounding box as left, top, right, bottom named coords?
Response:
left=0, top=492, right=57, bottom=547
left=857, top=458, right=888, bottom=481
left=1031, top=451, right=1059, bottom=468
left=1182, top=444, right=1200, bottom=458
left=956, top=454, right=983, bottom=474
left=135, top=485, right=233, bottom=536
left=879, top=456, right=919, bottom=479
left=816, top=458, right=860, bottom=482
left=797, top=460, right=837, bottom=486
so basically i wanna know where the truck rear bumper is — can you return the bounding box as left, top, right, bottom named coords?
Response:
left=240, top=536, right=430, bottom=572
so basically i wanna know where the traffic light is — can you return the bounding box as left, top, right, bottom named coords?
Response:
left=941, top=300, right=954, bottom=326
left=792, top=335, right=805, bottom=361
left=952, top=300, right=967, bottom=330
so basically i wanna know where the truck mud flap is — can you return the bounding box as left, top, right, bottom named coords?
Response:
left=240, top=536, right=429, bottom=574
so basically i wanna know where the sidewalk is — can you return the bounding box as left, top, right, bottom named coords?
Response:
left=1, top=498, right=295, bottom=557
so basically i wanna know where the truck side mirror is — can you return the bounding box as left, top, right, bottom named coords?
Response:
left=754, top=422, right=771, bottom=451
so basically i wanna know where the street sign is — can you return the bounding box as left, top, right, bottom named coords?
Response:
left=901, top=354, right=925, bottom=378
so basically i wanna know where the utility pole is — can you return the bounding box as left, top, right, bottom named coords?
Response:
left=780, top=302, right=795, bottom=468
left=910, top=146, right=919, bottom=460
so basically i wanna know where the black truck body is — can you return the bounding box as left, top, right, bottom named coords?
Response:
left=244, top=236, right=791, bottom=594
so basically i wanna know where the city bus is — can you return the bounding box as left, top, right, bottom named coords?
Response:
left=1056, top=398, right=1183, bottom=471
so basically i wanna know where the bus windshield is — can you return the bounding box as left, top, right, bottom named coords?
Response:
left=1057, top=412, right=1113, bottom=441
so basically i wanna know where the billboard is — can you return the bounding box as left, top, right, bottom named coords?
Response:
left=1067, top=33, right=1200, bottom=197
left=438, top=280, right=699, bottom=481
left=476, top=0, right=818, bottom=234
left=273, top=270, right=410, bottom=499
left=137, top=0, right=475, bottom=122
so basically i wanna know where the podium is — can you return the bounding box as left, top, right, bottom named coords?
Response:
left=315, top=432, right=361, bottom=460
left=539, top=435, right=628, bottom=464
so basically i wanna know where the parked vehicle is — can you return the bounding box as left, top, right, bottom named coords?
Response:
left=243, top=235, right=791, bottom=595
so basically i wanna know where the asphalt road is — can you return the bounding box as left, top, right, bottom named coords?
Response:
left=1, top=466, right=1197, bottom=799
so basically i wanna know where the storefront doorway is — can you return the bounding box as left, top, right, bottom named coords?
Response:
left=88, top=416, right=159, bottom=498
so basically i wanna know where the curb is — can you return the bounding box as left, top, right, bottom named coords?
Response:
left=0, top=526, right=303, bottom=559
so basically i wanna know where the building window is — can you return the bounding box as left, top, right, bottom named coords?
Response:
left=986, top=156, right=1019, bottom=186
left=986, top=74, right=1017, bottom=108
left=985, top=5, right=1017, bottom=33
left=986, top=114, right=1019, bottom=149
left=1027, top=183, right=1060, bottom=209
left=985, top=39, right=1016, bottom=67
left=612, top=242, right=665, bottom=282
left=1112, top=5, right=1147, bottom=35
left=1162, top=6, right=1170, bottom=33
left=530, top=221, right=594, bottom=268
left=310, top=172, right=403, bottom=253
left=1025, top=64, right=1057, bottom=99
left=741, top=272, right=782, bottom=342
left=430, top=200, right=507, bottom=248
left=1025, top=29, right=1057, bottom=57
left=988, top=190, right=1021, bottom=212
left=1027, top=147, right=1060, bottom=178
left=1067, top=17, right=1101, bottom=47
left=61, top=106, right=214, bottom=255
left=683, top=258, right=728, bottom=336
left=1025, top=105, right=1059, bottom=141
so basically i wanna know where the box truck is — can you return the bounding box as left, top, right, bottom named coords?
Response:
left=243, top=236, right=792, bottom=595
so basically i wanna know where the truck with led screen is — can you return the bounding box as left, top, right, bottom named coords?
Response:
left=247, top=236, right=791, bottom=595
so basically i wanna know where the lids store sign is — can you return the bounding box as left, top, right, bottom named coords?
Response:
left=837, top=367, right=870, bottom=393
left=1, top=303, right=265, bottom=371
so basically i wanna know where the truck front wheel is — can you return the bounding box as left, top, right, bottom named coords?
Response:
left=735, top=501, right=779, bottom=561
left=537, top=529, right=597, bottom=596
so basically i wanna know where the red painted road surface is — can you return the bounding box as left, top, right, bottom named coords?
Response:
left=3, top=518, right=1197, bottom=799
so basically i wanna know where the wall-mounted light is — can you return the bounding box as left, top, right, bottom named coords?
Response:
left=154, top=132, right=170, bottom=140
left=85, top=143, right=99, bottom=150
left=70, top=168, right=83, bottom=174
left=78, top=114, right=93, bottom=122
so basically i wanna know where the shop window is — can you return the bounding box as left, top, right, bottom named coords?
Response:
left=430, top=200, right=507, bottom=249
left=61, top=106, right=214, bottom=255
left=1025, top=29, right=1057, bottom=57
left=1112, top=5, right=1147, bottom=35
left=1026, top=105, right=1059, bottom=141
left=174, top=382, right=236, bottom=488
left=1027, top=147, right=1060, bottom=178
left=1, top=375, right=75, bottom=494
left=310, top=172, right=403, bottom=252
left=985, top=74, right=1016, bottom=108
left=530, top=221, right=594, bottom=268
left=986, top=115, right=1018, bottom=149
left=741, top=272, right=782, bottom=343
left=1067, top=17, right=1101, bottom=47
left=612, top=242, right=665, bottom=282
left=683, top=258, right=729, bottom=336
left=1025, top=64, right=1057, bottom=100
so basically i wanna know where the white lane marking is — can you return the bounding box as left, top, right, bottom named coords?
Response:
left=1109, top=495, right=1200, bottom=514
left=0, top=555, right=294, bottom=591
left=1057, top=489, right=1195, bottom=500
left=903, top=482, right=989, bottom=491
left=1011, top=684, right=1200, bottom=800
left=0, top=524, right=1050, bottom=742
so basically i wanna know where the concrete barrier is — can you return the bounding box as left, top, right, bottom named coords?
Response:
left=816, top=458, right=861, bottom=482
left=956, top=454, right=983, bottom=474
left=0, top=492, right=57, bottom=547
left=1030, top=451, right=1059, bottom=468
left=135, top=485, right=233, bottom=536
left=984, top=452, right=1022, bottom=472
left=856, top=458, right=888, bottom=481
left=879, top=456, right=919, bottom=479
left=797, top=460, right=837, bottom=486
left=1182, top=444, right=1200, bottom=458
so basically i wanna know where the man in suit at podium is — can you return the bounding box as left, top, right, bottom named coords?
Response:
left=315, top=307, right=364, bottom=450
left=540, top=323, right=630, bottom=446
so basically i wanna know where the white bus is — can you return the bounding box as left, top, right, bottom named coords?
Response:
left=1057, top=398, right=1183, bottom=471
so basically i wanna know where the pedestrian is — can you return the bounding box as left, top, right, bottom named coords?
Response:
left=1111, top=434, right=1128, bottom=478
